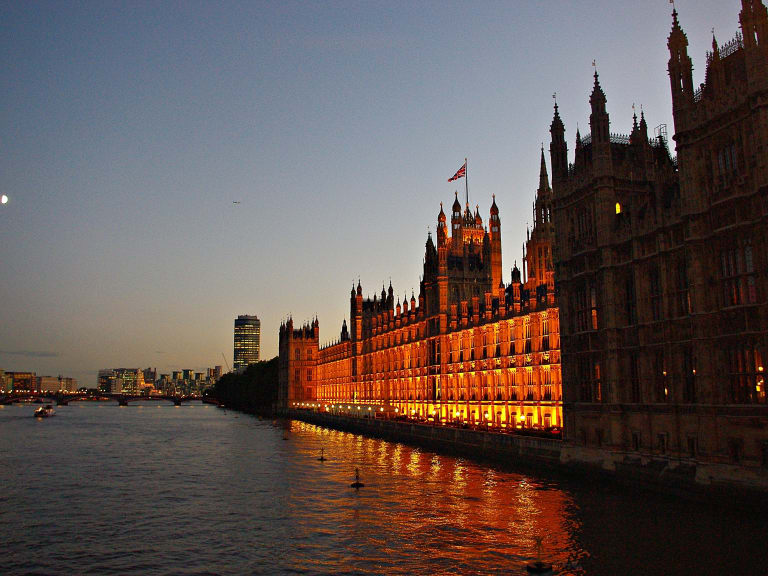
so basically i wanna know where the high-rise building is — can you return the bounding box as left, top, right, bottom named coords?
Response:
left=234, top=315, right=261, bottom=372
left=550, top=2, right=767, bottom=485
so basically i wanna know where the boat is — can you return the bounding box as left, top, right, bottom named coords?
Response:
left=33, top=405, right=55, bottom=418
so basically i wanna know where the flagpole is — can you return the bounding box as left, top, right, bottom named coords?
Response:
left=465, top=157, right=469, bottom=206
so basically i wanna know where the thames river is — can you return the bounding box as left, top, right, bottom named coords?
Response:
left=1, top=402, right=765, bottom=575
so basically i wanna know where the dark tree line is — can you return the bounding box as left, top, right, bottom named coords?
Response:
left=208, top=357, right=278, bottom=413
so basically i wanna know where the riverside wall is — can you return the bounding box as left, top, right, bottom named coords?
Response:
left=280, top=408, right=768, bottom=506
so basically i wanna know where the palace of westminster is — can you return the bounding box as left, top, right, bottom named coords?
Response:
left=279, top=2, right=768, bottom=482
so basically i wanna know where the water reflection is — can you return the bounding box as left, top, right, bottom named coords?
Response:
left=283, top=420, right=583, bottom=574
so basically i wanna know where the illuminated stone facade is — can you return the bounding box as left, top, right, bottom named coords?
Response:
left=552, top=3, right=768, bottom=482
left=280, top=158, right=562, bottom=431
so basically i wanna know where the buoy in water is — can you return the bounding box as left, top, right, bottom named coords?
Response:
left=350, top=467, right=364, bottom=488
left=525, top=561, right=553, bottom=575
left=318, top=448, right=326, bottom=462
left=526, top=537, right=553, bottom=575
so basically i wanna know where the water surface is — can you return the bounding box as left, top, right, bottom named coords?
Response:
left=0, top=402, right=763, bottom=575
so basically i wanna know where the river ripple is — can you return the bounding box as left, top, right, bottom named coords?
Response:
left=0, top=403, right=764, bottom=575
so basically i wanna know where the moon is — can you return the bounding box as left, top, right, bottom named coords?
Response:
left=0, top=195, right=7, bottom=205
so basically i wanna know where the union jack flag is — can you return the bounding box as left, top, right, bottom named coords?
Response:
left=448, top=162, right=466, bottom=182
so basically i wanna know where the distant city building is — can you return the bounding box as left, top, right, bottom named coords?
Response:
left=0, top=370, right=9, bottom=393
left=97, top=368, right=144, bottom=394
left=7, top=371, right=36, bottom=392
left=234, top=315, right=261, bottom=372
left=36, top=376, right=77, bottom=393
left=143, top=367, right=157, bottom=388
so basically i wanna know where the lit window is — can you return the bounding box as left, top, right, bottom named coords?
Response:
left=615, top=202, right=622, bottom=214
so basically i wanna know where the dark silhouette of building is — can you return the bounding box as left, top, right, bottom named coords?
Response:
left=551, top=2, right=767, bottom=487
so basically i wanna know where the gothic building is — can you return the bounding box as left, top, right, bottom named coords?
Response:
left=278, top=318, right=318, bottom=405
left=552, top=2, right=768, bottom=484
left=279, top=163, right=562, bottom=431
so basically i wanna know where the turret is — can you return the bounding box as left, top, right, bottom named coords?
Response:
left=549, top=101, right=568, bottom=184
left=450, top=192, right=463, bottom=255
left=489, top=194, right=502, bottom=290
left=535, top=147, right=552, bottom=226
left=668, top=8, right=694, bottom=127
left=437, top=202, right=447, bottom=246
left=740, top=0, right=768, bottom=89
left=589, top=71, right=610, bottom=144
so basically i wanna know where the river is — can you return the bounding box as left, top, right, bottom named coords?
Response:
left=0, top=402, right=764, bottom=575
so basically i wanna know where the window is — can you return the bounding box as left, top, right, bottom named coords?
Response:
left=682, top=348, right=696, bottom=403
left=717, top=143, right=737, bottom=178
left=542, top=316, right=550, bottom=351
left=630, top=353, right=640, bottom=403
left=524, top=320, right=532, bottom=354
left=306, top=369, right=312, bottom=381
left=674, top=258, right=691, bottom=316
left=649, top=266, right=662, bottom=321
left=728, top=438, right=743, bottom=463
left=657, top=433, right=667, bottom=455
left=727, top=346, right=765, bottom=404
left=542, top=368, right=552, bottom=400
left=573, top=284, right=596, bottom=333
left=721, top=241, right=757, bottom=306
left=295, top=349, right=301, bottom=361
left=625, top=274, right=637, bottom=325
left=526, top=368, right=534, bottom=401
left=654, top=350, right=669, bottom=402
left=687, top=436, right=697, bottom=458
left=579, top=358, right=602, bottom=402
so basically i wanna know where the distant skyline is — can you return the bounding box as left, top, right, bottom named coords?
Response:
left=1, top=1, right=740, bottom=385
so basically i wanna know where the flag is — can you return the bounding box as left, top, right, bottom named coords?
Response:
left=448, top=162, right=466, bottom=182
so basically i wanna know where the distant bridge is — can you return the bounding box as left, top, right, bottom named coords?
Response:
left=0, top=392, right=202, bottom=407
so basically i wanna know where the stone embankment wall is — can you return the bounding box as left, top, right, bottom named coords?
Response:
left=283, top=409, right=562, bottom=470
left=282, top=409, right=768, bottom=505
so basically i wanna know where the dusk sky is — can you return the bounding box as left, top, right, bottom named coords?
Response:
left=1, top=1, right=739, bottom=385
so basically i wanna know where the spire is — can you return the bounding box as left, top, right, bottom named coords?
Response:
left=438, top=201, right=446, bottom=223
left=590, top=70, right=607, bottom=113
left=589, top=70, right=609, bottom=143
left=550, top=100, right=568, bottom=182
left=538, top=145, right=550, bottom=191
left=490, top=193, right=499, bottom=216
left=639, top=107, right=648, bottom=138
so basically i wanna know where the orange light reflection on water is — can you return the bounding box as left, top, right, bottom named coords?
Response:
left=280, top=420, right=585, bottom=575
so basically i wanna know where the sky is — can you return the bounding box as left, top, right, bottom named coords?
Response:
left=0, top=0, right=742, bottom=385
